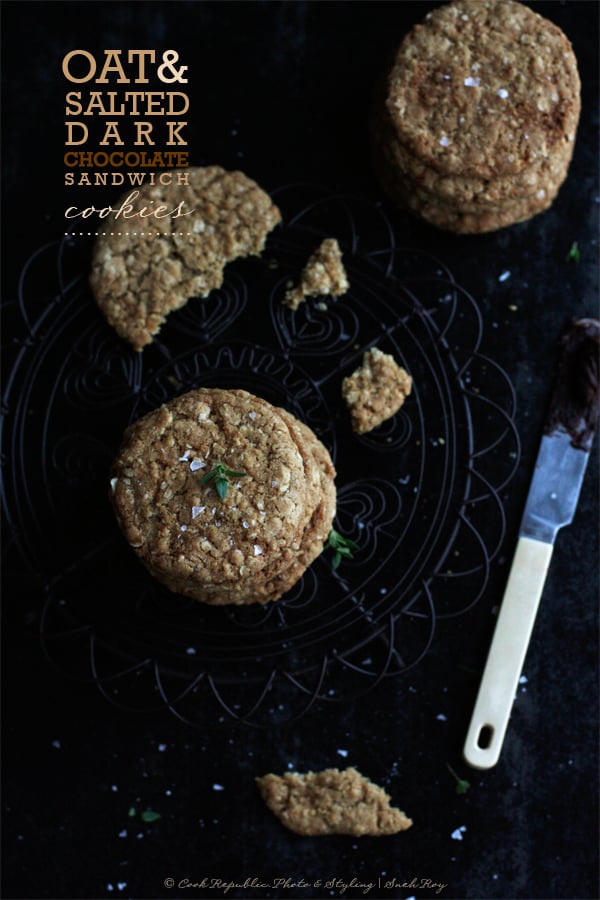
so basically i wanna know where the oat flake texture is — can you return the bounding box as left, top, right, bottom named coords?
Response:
left=90, top=166, right=281, bottom=351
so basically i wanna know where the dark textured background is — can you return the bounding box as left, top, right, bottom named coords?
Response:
left=1, top=2, right=598, bottom=899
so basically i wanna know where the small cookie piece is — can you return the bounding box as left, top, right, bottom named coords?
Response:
left=90, top=166, right=281, bottom=351
left=342, top=348, right=412, bottom=434
left=256, top=768, right=413, bottom=837
left=284, top=238, right=349, bottom=310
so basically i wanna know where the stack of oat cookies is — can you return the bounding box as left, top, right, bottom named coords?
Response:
left=372, top=0, right=581, bottom=234
left=110, top=388, right=336, bottom=605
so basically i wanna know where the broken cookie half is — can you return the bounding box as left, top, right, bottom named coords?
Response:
left=89, top=165, right=281, bottom=351
left=284, top=237, right=349, bottom=310
left=256, top=767, right=412, bottom=836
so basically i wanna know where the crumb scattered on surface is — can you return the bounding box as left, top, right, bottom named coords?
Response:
left=256, top=767, right=413, bottom=836
left=342, top=347, right=412, bottom=434
left=284, top=238, right=349, bottom=310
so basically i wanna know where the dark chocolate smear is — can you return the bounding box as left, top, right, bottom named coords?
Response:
left=545, top=317, right=600, bottom=450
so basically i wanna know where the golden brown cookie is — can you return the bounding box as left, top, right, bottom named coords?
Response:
left=110, top=388, right=336, bottom=605
left=375, top=101, right=574, bottom=211
left=90, top=167, right=281, bottom=351
left=111, top=389, right=309, bottom=590
left=284, top=238, right=350, bottom=310
left=342, top=348, right=412, bottom=434
left=385, top=0, right=580, bottom=180
left=256, top=768, right=413, bottom=836
left=372, top=0, right=580, bottom=232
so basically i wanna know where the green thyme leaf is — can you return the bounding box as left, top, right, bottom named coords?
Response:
left=198, top=461, right=248, bottom=500
left=140, top=810, right=161, bottom=823
left=447, top=763, right=470, bottom=795
left=327, top=528, right=359, bottom=570
left=127, top=806, right=136, bottom=817
left=566, top=241, right=580, bottom=264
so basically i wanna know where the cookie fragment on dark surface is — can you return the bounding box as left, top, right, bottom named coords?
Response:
left=342, top=347, right=412, bottom=434
left=256, top=767, right=413, bottom=836
left=284, top=237, right=349, bottom=310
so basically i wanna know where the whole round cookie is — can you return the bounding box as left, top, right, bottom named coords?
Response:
left=90, top=166, right=281, bottom=351
left=385, top=0, right=580, bottom=180
left=110, top=388, right=313, bottom=597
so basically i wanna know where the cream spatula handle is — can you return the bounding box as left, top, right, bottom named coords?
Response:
left=463, top=536, right=554, bottom=769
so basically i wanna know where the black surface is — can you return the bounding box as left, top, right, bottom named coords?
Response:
left=1, top=2, right=599, bottom=900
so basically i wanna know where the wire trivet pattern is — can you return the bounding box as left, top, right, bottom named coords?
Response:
left=1, top=186, right=520, bottom=726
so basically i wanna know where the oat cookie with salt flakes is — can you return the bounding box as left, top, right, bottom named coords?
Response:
left=110, top=388, right=310, bottom=595
left=110, top=388, right=336, bottom=606
left=342, top=348, right=412, bottom=435
left=90, top=166, right=281, bottom=351
left=256, top=768, right=413, bottom=837
left=284, top=238, right=349, bottom=310
left=385, top=0, right=580, bottom=181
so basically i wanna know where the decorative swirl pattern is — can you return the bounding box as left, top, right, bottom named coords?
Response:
left=1, top=187, right=520, bottom=726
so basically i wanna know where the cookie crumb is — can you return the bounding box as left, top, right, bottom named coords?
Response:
left=342, top=347, right=412, bottom=434
left=256, top=767, right=412, bottom=836
left=284, top=238, right=349, bottom=310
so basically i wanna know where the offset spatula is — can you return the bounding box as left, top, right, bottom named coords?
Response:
left=464, top=318, right=600, bottom=769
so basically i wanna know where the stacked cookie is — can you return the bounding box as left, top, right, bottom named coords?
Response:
left=372, top=0, right=581, bottom=234
left=110, top=388, right=336, bottom=605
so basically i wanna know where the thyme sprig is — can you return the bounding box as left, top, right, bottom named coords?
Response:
left=327, top=528, right=359, bottom=570
left=447, top=763, right=470, bottom=795
left=566, top=241, right=580, bottom=264
left=198, top=460, right=248, bottom=500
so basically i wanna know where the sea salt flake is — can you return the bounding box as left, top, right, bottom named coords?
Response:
left=436, top=713, right=448, bottom=721
left=110, top=477, right=118, bottom=492
left=248, top=411, right=257, bottom=420
left=180, top=525, right=188, bottom=532
left=186, top=647, right=196, bottom=655
left=464, top=76, right=480, bottom=87
left=497, top=88, right=509, bottom=99
left=253, top=545, right=263, bottom=556
left=439, top=135, right=450, bottom=147
left=519, top=675, right=528, bottom=684
left=213, top=783, right=225, bottom=791
left=51, top=740, right=61, bottom=749
left=242, top=520, right=249, bottom=529
left=179, top=450, right=191, bottom=461
left=190, top=458, right=205, bottom=472
left=192, top=506, right=205, bottom=518
left=451, top=825, right=467, bottom=840
left=337, top=749, right=349, bottom=757
left=498, top=270, right=511, bottom=282
left=118, top=829, right=127, bottom=838
left=158, top=743, right=167, bottom=752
